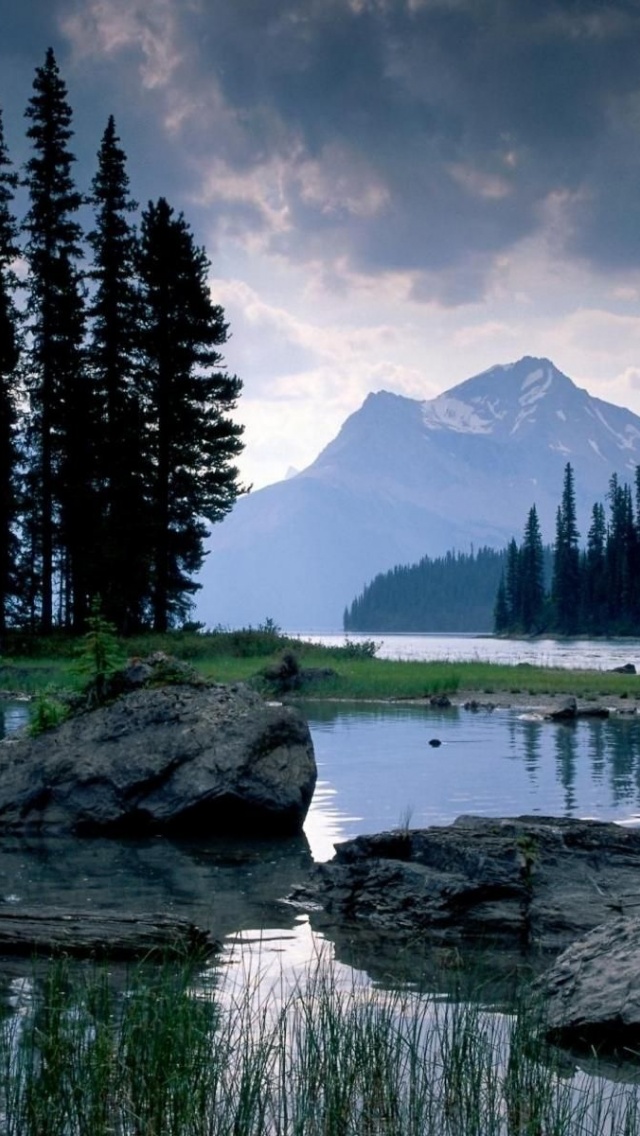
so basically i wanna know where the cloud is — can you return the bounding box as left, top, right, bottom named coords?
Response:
left=55, top=0, right=640, bottom=304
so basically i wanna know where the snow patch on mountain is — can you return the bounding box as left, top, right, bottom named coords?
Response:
left=421, top=396, right=493, bottom=434
left=588, top=439, right=606, bottom=461
left=521, top=367, right=545, bottom=389
left=519, top=372, right=552, bottom=406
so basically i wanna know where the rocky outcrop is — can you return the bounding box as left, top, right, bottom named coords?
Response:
left=547, top=696, right=609, bottom=721
left=300, top=816, right=640, bottom=950
left=537, top=915, right=640, bottom=1049
left=0, top=683, right=316, bottom=836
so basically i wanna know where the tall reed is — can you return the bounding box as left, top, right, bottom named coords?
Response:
left=0, top=955, right=637, bottom=1135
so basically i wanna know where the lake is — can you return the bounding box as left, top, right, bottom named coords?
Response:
left=303, top=630, right=640, bottom=671
left=2, top=638, right=640, bottom=1118
left=2, top=666, right=640, bottom=974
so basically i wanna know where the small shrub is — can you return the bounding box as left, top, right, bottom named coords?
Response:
left=29, top=689, right=68, bottom=735
left=341, top=638, right=381, bottom=660
left=74, top=599, right=124, bottom=705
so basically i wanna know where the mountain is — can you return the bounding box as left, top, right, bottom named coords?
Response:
left=194, top=357, right=640, bottom=631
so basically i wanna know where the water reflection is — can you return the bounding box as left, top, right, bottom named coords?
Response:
left=301, top=701, right=640, bottom=858
left=0, top=701, right=29, bottom=740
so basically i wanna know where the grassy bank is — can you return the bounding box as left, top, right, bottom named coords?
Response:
left=0, top=954, right=636, bottom=1135
left=1, top=627, right=639, bottom=703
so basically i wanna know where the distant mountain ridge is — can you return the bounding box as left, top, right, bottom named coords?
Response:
left=195, top=357, right=640, bottom=631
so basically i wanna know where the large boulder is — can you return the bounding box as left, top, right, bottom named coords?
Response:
left=0, top=683, right=316, bottom=837
left=301, top=816, right=640, bottom=950
left=537, top=915, right=640, bottom=1049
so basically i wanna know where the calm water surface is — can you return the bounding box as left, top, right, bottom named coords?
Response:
left=2, top=692, right=637, bottom=1120
left=302, top=631, right=640, bottom=670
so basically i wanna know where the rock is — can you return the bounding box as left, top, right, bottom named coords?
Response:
left=429, top=695, right=451, bottom=708
left=549, top=696, right=577, bottom=721
left=610, top=663, right=636, bottom=674
left=262, top=651, right=337, bottom=693
left=302, top=816, right=640, bottom=950
left=0, top=683, right=316, bottom=837
left=537, top=915, right=640, bottom=1049
left=0, top=908, right=218, bottom=960
left=78, top=652, right=206, bottom=708
left=547, top=697, right=609, bottom=721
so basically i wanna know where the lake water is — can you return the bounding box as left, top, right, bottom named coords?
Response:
left=2, top=668, right=640, bottom=971
left=303, top=631, right=640, bottom=671
left=2, top=640, right=640, bottom=1111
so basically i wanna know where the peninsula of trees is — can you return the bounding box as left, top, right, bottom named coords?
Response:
left=344, top=462, right=640, bottom=637
left=0, top=50, right=244, bottom=637
left=343, top=547, right=513, bottom=632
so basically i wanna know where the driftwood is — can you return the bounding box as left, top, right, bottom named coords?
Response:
left=0, top=908, right=219, bottom=960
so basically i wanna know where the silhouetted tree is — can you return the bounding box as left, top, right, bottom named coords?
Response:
left=583, top=501, right=607, bottom=632
left=520, top=505, right=545, bottom=632
left=138, top=197, right=244, bottom=630
left=493, top=574, right=509, bottom=634
left=0, top=109, right=21, bottom=634
left=505, top=538, right=521, bottom=629
left=22, top=48, right=89, bottom=630
left=552, top=463, right=580, bottom=633
left=88, top=116, right=148, bottom=630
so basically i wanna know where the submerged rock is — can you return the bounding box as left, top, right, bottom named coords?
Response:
left=538, top=915, right=640, bottom=1050
left=300, top=816, right=640, bottom=950
left=0, top=683, right=316, bottom=837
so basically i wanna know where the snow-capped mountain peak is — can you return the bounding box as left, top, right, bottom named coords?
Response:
left=195, top=356, right=640, bottom=630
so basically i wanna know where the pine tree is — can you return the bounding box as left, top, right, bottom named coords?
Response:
left=505, top=538, right=521, bottom=630
left=22, top=48, right=89, bottom=631
left=605, top=474, right=637, bottom=629
left=520, top=505, right=545, bottom=632
left=552, top=463, right=580, bottom=634
left=0, top=109, right=21, bottom=634
left=88, top=116, right=148, bottom=631
left=138, top=197, right=244, bottom=631
left=583, top=501, right=606, bottom=632
left=493, top=574, right=509, bottom=633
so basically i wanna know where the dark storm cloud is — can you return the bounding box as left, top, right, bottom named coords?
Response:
left=3, top=0, right=640, bottom=298
left=163, top=0, right=640, bottom=291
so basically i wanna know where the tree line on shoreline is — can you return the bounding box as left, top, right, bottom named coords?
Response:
left=344, top=462, right=640, bottom=636
left=495, top=463, right=640, bottom=636
left=343, top=547, right=515, bottom=632
left=0, top=49, right=244, bottom=638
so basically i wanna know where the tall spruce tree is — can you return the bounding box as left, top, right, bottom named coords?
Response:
left=520, top=504, right=545, bottom=632
left=606, top=474, right=637, bottom=628
left=493, top=574, right=509, bottom=634
left=138, top=197, right=244, bottom=631
left=0, top=109, right=21, bottom=635
left=583, top=501, right=606, bottom=632
left=505, top=538, right=521, bottom=629
left=23, top=48, right=89, bottom=631
left=552, top=462, right=580, bottom=634
left=88, top=116, right=148, bottom=631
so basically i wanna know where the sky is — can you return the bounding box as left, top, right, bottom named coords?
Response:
left=4, top=0, right=640, bottom=489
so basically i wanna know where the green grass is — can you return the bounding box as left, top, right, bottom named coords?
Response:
left=1, top=629, right=639, bottom=703
left=0, top=954, right=637, bottom=1135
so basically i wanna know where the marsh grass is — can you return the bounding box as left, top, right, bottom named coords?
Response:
left=0, top=955, right=638, bottom=1135
left=3, top=629, right=640, bottom=702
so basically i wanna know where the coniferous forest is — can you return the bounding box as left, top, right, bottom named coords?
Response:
left=495, top=463, right=640, bottom=636
left=343, top=547, right=514, bottom=632
left=0, top=49, right=244, bottom=637
left=345, top=462, right=640, bottom=637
